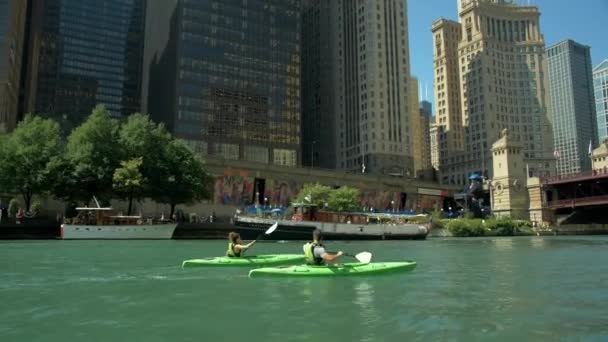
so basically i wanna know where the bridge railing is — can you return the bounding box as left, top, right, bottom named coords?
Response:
left=541, top=168, right=608, bottom=185
left=547, top=195, right=608, bottom=209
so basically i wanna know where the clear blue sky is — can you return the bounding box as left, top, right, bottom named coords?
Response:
left=409, top=0, right=608, bottom=107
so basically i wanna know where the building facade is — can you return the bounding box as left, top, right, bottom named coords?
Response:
left=546, top=40, right=597, bottom=175
left=302, top=0, right=414, bottom=175
left=432, top=0, right=555, bottom=186
left=429, top=123, right=441, bottom=170
left=22, top=0, right=145, bottom=129
left=591, top=139, right=608, bottom=172
left=143, top=0, right=301, bottom=167
left=0, top=0, right=29, bottom=132
left=416, top=98, right=433, bottom=177
left=594, top=60, right=608, bottom=142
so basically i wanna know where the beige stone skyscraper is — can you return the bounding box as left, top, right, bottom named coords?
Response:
left=432, top=0, right=555, bottom=186
left=303, top=0, right=414, bottom=176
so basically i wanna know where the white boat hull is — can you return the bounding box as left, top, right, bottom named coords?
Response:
left=235, top=216, right=429, bottom=239
left=60, top=223, right=177, bottom=240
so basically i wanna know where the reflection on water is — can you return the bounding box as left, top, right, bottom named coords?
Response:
left=491, top=238, right=514, bottom=250
left=353, top=281, right=377, bottom=342
left=529, top=236, right=547, bottom=249
left=1, top=238, right=608, bottom=341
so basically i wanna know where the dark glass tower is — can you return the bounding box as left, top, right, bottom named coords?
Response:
left=143, top=0, right=302, bottom=166
left=23, top=0, right=145, bottom=128
left=0, top=0, right=29, bottom=133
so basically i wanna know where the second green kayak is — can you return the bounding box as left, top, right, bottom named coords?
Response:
left=182, top=254, right=305, bottom=268
left=248, top=261, right=417, bottom=277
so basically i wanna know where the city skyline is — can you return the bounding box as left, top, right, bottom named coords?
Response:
left=410, top=0, right=608, bottom=109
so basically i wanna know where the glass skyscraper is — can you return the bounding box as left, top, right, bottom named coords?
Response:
left=594, top=60, right=608, bottom=142
left=23, top=0, right=145, bottom=128
left=0, top=0, right=29, bottom=133
left=546, top=39, right=597, bottom=175
left=143, top=0, right=301, bottom=167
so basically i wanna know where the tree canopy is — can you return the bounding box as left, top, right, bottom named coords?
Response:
left=113, top=157, right=145, bottom=215
left=292, top=183, right=332, bottom=208
left=0, top=115, right=63, bottom=210
left=327, top=186, right=361, bottom=212
left=0, top=105, right=213, bottom=216
left=293, top=183, right=361, bottom=212
left=64, top=105, right=121, bottom=204
left=153, top=139, right=212, bottom=216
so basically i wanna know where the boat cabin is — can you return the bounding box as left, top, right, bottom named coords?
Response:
left=290, top=203, right=369, bottom=224
left=72, top=207, right=145, bottom=225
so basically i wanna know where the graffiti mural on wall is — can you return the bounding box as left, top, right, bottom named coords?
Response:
left=417, top=195, right=443, bottom=211
left=213, top=176, right=254, bottom=206
left=212, top=173, right=430, bottom=211
left=264, top=179, right=300, bottom=208
left=361, top=190, right=416, bottom=210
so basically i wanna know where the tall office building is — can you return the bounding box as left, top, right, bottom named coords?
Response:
left=143, top=0, right=301, bottom=167
left=0, top=0, right=29, bottom=132
left=432, top=0, right=554, bottom=185
left=23, top=0, right=145, bottom=128
left=429, top=123, right=441, bottom=170
left=411, top=79, right=432, bottom=177
left=546, top=39, right=597, bottom=174
left=420, top=100, right=432, bottom=117
left=419, top=99, right=433, bottom=175
left=302, top=0, right=414, bottom=175
left=595, top=60, right=608, bottom=142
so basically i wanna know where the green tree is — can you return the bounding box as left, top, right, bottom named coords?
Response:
left=113, top=157, right=145, bottom=215
left=154, top=139, right=211, bottom=217
left=327, top=186, right=361, bottom=212
left=0, top=134, right=8, bottom=192
left=292, top=183, right=332, bottom=208
left=64, top=105, right=121, bottom=204
left=0, top=115, right=63, bottom=210
left=118, top=113, right=171, bottom=199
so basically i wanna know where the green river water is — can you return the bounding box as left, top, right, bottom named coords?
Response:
left=1, top=237, right=608, bottom=341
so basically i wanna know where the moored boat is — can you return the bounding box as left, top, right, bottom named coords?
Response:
left=60, top=204, right=176, bottom=240
left=234, top=203, right=429, bottom=241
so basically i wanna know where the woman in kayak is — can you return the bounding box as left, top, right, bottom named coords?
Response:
left=303, top=229, right=343, bottom=265
left=226, top=232, right=257, bottom=257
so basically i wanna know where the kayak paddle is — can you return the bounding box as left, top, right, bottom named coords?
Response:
left=348, top=251, right=372, bottom=264
left=256, top=222, right=279, bottom=240
left=329, top=251, right=372, bottom=263
left=265, top=222, right=279, bottom=235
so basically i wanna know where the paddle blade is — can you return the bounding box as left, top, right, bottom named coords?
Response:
left=265, top=222, right=279, bottom=235
left=354, top=251, right=372, bottom=264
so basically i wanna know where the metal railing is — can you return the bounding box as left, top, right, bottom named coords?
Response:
left=547, top=195, right=608, bottom=209
left=541, top=169, right=608, bottom=185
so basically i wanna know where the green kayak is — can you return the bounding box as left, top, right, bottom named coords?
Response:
left=181, top=254, right=305, bottom=268
left=248, top=261, right=417, bottom=278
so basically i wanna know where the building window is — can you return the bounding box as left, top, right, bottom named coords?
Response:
left=214, top=143, right=239, bottom=160
left=244, top=146, right=269, bottom=163
left=273, top=149, right=296, bottom=167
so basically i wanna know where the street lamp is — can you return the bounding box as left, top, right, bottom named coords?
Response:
left=311, top=140, right=317, bottom=169
left=391, top=200, right=395, bottom=213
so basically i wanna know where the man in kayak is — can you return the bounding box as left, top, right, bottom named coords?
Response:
left=226, top=232, right=257, bottom=257
left=303, top=229, right=343, bottom=265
